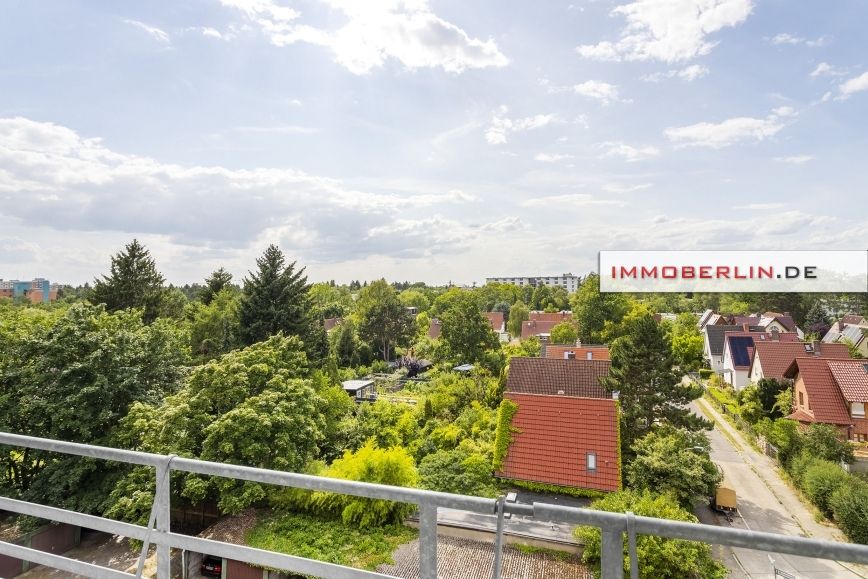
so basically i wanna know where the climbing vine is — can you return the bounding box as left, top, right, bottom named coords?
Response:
left=492, top=398, right=519, bottom=471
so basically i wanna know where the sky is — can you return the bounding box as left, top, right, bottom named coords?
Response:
left=1, top=0, right=867, bottom=286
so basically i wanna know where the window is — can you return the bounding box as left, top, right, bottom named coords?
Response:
left=799, top=391, right=804, bottom=407
left=853, top=402, right=866, bottom=418
left=586, top=351, right=593, bottom=360
left=586, top=452, right=597, bottom=472
left=564, top=352, right=575, bottom=359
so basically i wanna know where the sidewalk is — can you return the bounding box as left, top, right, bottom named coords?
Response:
left=696, top=396, right=868, bottom=577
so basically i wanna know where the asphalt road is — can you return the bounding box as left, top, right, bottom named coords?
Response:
left=693, top=398, right=866, bottom=579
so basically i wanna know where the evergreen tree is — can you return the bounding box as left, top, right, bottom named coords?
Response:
left=804, top=299, right=831, bottom=337
left=90, top=239, right=165, bottom=323
left=200, top=267, right=234, bottom=305
left=239, top=245, right=325, bottom=363
left=602, top=313, right=710, bottom=454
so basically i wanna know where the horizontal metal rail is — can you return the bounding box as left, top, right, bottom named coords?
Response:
left=2, top=431, right=868, bottom=579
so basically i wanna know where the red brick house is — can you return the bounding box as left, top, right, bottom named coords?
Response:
left=496, top=357, right=620, bottom=492
left=748, top=340, right=850, bottom=382
left=484, top=311, right=505, bottom=333
left=784, top=358, right=868, bottom=442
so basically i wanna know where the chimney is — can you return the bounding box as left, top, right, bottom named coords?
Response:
left=812, top=340, right=820, bottom=355
left=770, top=327, right=780, bottom=341
left=743, top=323, right=750, bottom=332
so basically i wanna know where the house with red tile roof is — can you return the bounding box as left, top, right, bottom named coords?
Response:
left=784, top=358, right=868, bottom=442
left=543, top=344, right=610, bottom=361
left=484, top=311, right=505, bottom=333
left=496, top=357, right=619, bottom=492
left=721, top=330, right=799, bottom=390
left=749, top=341, right=850, bottom=383
left=528, top=311, right=572, bottom=323
left=822, top=314, right=868, bottom=357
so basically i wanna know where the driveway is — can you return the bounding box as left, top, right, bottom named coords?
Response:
left=17, top=530, right=142, bottom=579
left=693, top=397, right=867, bottom=579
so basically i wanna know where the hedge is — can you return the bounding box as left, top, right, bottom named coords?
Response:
left=830, top=482, right=868, bottom=544
left=803, top=460, right=851, bottom=517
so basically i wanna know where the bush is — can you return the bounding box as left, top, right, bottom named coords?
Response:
left=803, top=423, right=854, bottom=464
left=802, top=460, right=851, bottom=517
left=788, top=452, right=818, bottom=487
left=830, top=481, right=868, bottom=544
left=699, top=369, right=713, bottom=379
left=575, top=490, right=727, bottom=578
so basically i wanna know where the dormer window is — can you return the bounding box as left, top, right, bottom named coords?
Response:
left=853, top=402, right=866, bottom=418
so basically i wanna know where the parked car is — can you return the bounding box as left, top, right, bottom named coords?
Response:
left=201, top=555, right=222, bottom=578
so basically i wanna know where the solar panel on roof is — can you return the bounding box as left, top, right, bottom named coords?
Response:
left=729, top=336, right=755, bottom=367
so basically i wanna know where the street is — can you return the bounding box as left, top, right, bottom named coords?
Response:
left=693, top=398, right=867, bottom=579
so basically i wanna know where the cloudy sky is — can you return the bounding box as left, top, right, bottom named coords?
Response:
left=1, top=0, right=867, bottom=286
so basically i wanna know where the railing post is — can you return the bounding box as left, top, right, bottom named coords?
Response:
left=155, top=457, right=172, bottom=579
left=491, top=496, right=506, bottom=579
left=601, top=527, right=624, bottom=579
left=419, top=503, right=438, bottom=579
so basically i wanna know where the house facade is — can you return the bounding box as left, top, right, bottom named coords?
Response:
left=542, top=344, right=610, bottom=360
left=486, top=274, right=580, bottom=292
left=749, top=341, right=850, bottom=383
left=823, top=314, right=868, bottom=357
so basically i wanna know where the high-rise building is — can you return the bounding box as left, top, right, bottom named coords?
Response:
left=485, top=273, right=580, bottom=292
left=0, top=278, right=56, bottom=303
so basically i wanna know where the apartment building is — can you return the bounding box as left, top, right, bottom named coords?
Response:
left=485, top=273, right=580, bottom=292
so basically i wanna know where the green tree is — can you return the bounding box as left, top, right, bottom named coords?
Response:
left=603, top=313, right=709, bottom=453
left=570, top=274, right=628, bottom=343
left=330, top=319, right=359, bottom=366
left=107, top=335, right=336, bottom=519
left=309, top=282, right=353, bottom=319
left=575, top=490, right=727, bottom=578
left=419, top=448, right=496, bottom=497
left=0, top=303, right=187, bottom=513
left=830, top=482, right=868, bottom=544
left=507, top=302, right=529, bottom=338
left=803, top=423, right=854, bottom=464
left=200, top=267, right=234, bottom=305
left=549, top=321, right=578, bottom=345
left=159, top=286, right=188, bottom=319
left=439, top=292, right=499, bottom=365
left=669, top=313, right=704, bottom=370
left=239, top=244, right=325, bottom=363
left=90, top=239, right=166, bottom=323
left=627, top=427, right=721, bottom=507
left=398, top=289, right=431, bottom=313
left=803, top=460, right=851, bottom=517
left=189, top=288, right=242, bottom=361
left=356, top=280, right=414, bottom=361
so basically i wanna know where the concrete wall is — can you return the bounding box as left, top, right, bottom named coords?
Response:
left=0, top=523, right=80, bottom=577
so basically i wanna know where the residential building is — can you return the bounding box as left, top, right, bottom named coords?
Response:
left=542, top=344, right=610, bottom=361
left=484, top=311, right=505, bottom=333
left=703, top=325, right=751, bottom=373
left=521, top=311, right=573, bottom=340
left=496, top=357, right=619, bottom=492
left=749, top=340, right=850, bottom=383
left=757, top=312, right=804, bottom=339
left=0, top=278, right=56, bottom=303
left=823, top=314, right=868, bottom=357
left=428, top=318, right=442, bottom=339
left=528, top=310, right=572, bottom=322
left=485, top=273, right=580, bottom=292
left=721, top=330, right=799, bottom=390
left=785, top=358, right=868, bottom=442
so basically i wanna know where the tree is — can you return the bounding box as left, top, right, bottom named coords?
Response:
left=627, top=427, right=721, bottom=507
left=398, top=289, right=430, bottom=313
left=602, top=313, right=709, bottom=453
left=669, top=313, right=704, bottom=370
left=0, top=303, right=187, bottom=513
left=549, top=321, right=578, bottom=345
left=90, top=239, right=166, bottom=323
left=575, top=490, right=727, bottom=578
left=803, top=299, right=831, bottom=337
left=200, top=267, right=234, bottom=305
left=239, top=245, right=325, bottom=363
left=189, top=288, right=242, bottom=361
left=803, top=423, right=854, bottom=464
left=419, top=448, right=496, bottom=497
left=752, top=378, right=789, bottom=420
left=330, top=319, right=359, bottom=366
left=570, top=274, right=628, bottom=344
left=507, top=302, right=529, bottom=338
left=107, top=335, right=341, bottom=519
left=439, top=292, right=499, bottom=364
left=830, top=481, right=868, bottom=544
left=356, top=280, right=414, bottom=361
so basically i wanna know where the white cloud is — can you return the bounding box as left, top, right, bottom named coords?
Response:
left=221, top=0, right=509, bottom=74
left=664, top=108, right=794, bottom=148
left=837, top=71, right=868, bottom=100
left=732, top=203, right=784, bottom=210
left=201, top=27, right=225, bottom=39
left=480, top=216, right=526, bottom=232
left=485, top=107, right=556, bottom=145
left=123, top=19, right=170, bottom=44
left=0, top=116, right=492, bottom=261
left=810, top=62, right=837, bottom=78
left=643, top=64, right=709, bottom=82
left=576, top=0, right=753, bottom=63
left=769, top=33, right=829, bottom=47
left=603, top=182, right=652, bottom=193
left=572, top=80, right=625, bottom=104
left=600, top=141, right=661, bottom=162
left=232, top=124, right=320, bottom=134
left=773, top=155, right=814, bottom=164
left=534, top=153, right=572, bottom=162
left=521, top=194, right=627, bottom=208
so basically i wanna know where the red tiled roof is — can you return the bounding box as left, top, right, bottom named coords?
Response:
left=485, top=312, right=505, bottom=332
left=498, top=393, right=620, bottom=492
left=786, top=408, right=816, bottom=423
left=840, top=314, right=866, bottom=326
left=827, top=359, right=868, bottom=403
left=428, top=319, right=442, bottom=339
left=724, top=331, right=800, bottom=368
left=751, top=341, right=850, bottom=381
left=544, top=345, right=610, bottom=361
left=521, top=320, right=560, bottom=339
left=528, top=311, right=573, bottom=322
left=505, top=357, right=610, bottom=398
left=786, top=357, right=851, bottom=425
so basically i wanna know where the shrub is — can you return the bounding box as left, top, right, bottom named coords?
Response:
left=803, top=423, right=854, bottom=464
left=802, top=460, right=851, bottom=517
left=789, top=452, right=818, bottom=487
left=699, top=369, right=713, bottom=379
left=830, top=481, right=868, bottom=544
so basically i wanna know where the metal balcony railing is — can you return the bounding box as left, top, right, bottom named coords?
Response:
left=1, top=431, right=868, bottom=579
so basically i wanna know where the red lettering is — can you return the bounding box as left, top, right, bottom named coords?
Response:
left=641, top=266, right=658, bottom=278
left=758, top=266, right=773, bottom=279
left=682, top=266, right=695, bottom=279
left=700, top=266, right=712, bottom=279
left=619, top=266, right=637, bottom=278
left=662, top=266, right=677, bottom=279
left=716, top=266, right=730, bottom=279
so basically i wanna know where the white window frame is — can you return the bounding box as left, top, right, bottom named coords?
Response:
left=586, top=452, right=597, bottom=472
left=852, top=402, right=865, bottom=418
